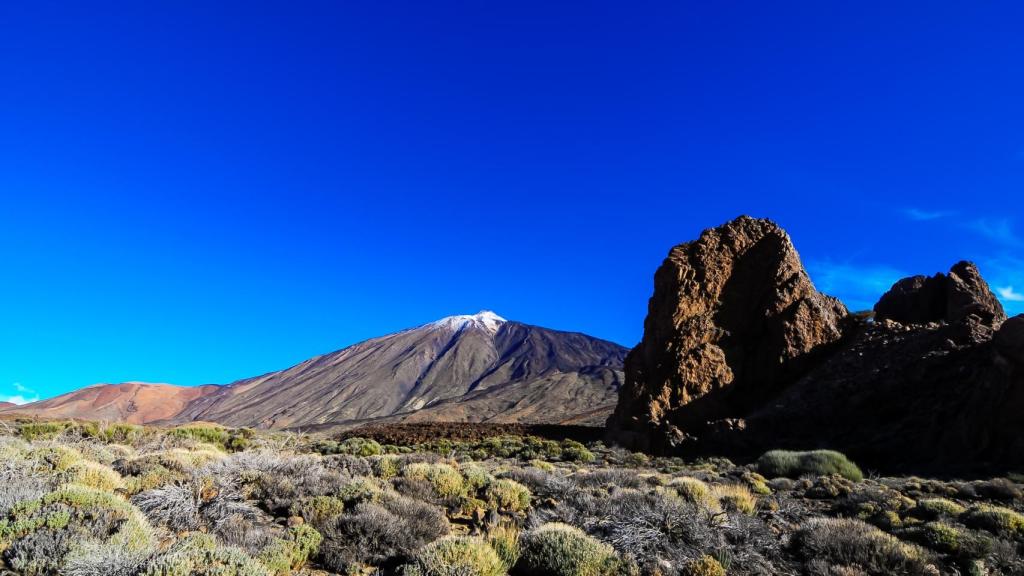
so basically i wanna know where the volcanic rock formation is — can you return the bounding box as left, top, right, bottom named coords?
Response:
left=606, top=216, right=849, bottom=452
left=608, top=215, right=1024, bottom=472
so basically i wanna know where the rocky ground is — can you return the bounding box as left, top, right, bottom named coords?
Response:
left=1, top=420, right=1022, bottom=576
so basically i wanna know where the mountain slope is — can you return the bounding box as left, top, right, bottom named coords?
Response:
left=0, top=382, right=219, bottom=424
left=179, top=312, right=627, bottom=428
left=2, top=312, right=627, bottom=428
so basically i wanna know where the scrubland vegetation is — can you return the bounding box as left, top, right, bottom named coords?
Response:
left=0, top=420, right=1022, bottom=575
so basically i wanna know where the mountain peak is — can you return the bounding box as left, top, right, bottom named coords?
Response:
left=429, top=310, right=507, bottom=333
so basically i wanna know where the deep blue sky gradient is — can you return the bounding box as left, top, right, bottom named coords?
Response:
left=2, top=2, right=1023, bottom=402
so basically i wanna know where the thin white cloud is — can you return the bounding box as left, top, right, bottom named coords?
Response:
left=0, top=395, right=37, bottom=405
left=997, top=286, right=1024, bottom=302
left=1, top=383, right=39, bottom=405
left=806, top=260, right=907, bottom=312
left=977, top=256, right=1024, bottom=316
left=966, top=218, right=1022, bottom=247
left=904, top=208, right=952, bottom=221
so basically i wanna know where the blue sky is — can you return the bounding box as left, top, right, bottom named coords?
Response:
left=1, top=2, right=1022, bottom=403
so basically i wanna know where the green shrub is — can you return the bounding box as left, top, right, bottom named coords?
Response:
left=529, top=459, right=556, bottom=472
left=910, top=498, right=966, bottom=520
left=711, top=483, right=756, bottom=514
left=337, top=478, right=384, bottom=506
left=518, top=523, right=621, bottom=576
left=65, top=460, right=123, bottom=492
left=26, top=448, right=82, bottom=481
left=485, top=479, right=531, bottom=512
left=961, top=505, right=1024, bottom=537
left=143, top=532, right=270, bottom=576
left=99, top=423, right=145, bottom=444
left=289, top=496, right=345, bottom=527
left=906, top=521, right=961, bottom=554
left=682, top=555, right=725, bottom=576
left=404, top=463, right=465, bottom=498
left=256, top=525, right=322, bottom=574
left=323, top=437, right=383, bottom=457
left=372, top=455, right=401, bottom=479
left=560, top=441, right=595, bottom=464
left=462, top=463, right=492, bottom=491
left=19, top=421, right=69, bottom=441
left=756, top=449, right=863, bottom=481
left=668, top=477, right=717, bottom=511
left=487, top=525, right=520, bottom=571
left=412, top=535, right=506, bottom=576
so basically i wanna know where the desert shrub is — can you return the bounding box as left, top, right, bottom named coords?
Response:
left=798, top=471, right=856, bottom=498
left=320, top=495, right=450, bottom=570
left=462, top=462, right=492, bottom=491
left=142, top=532, right=271, bottom=576
left=667, top=477, right=717, bottom=511
left=256, top=525, right=322, bottom=574
left=961, top=505, right=1024, bottom=537
left=485, top=478, right=531, bottom=512
left=318, top=437, right=383, bottom=457
left=909, top=498, right=966, bottom=520
left=337, top=477, right=385, bottom=506
left=132, top=484, right=203, bottom=532
left=27, top=445, right=82, bottom=473
left=833, top=483, right=914, bottom=525
left=757, top=450, right=863, bottom=482
left=0, top=468, right=48, bottom=517
left=19, top=421, right=69, bottom=441
left=902, top=521, right=962, bottom=554
left=63, top=541, right=154, bottom=576
left=323, top=453, right=374, bottom=476
left=792, top=517, right=934, bottom=575
left=64, top=460, right=123, bottom=491
left=411, top=535, right=506, bottom=576
left=518, top=523, right=622, bottom=576
left=739, top=470, right=772, bottom=495
left=204, top=451, right=348, bottom=513
left=99, top=422, right=145, bottom=444
left=2, top=484, right=154, bottom=573
left=972, top=478, right=1022, bottom=501
left=528, top=460, right=554, bottom=473
left=372, top=455, right=402, bottom=479
left=404, top=462, right=466, bottom=498
left=289, top=495, right=346, bottom=527
left=682, top=555, right=726, bottom=576
left=711, top=483, right=756, bottom=514
left=167, top=425, right=230, bottom=446
left=487, top=524, right=521, bottom=571
left=561, top=441, right=595, bottom=464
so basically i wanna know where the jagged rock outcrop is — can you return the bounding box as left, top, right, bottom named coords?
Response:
left=873, top=261, right=1007, bottom=327
left=609, top=216, right=1024, bottom=473
left=606, top=216, right=849, bottom=452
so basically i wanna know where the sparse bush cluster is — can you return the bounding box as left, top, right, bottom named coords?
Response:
left=0, top=420, right=1021, bottom=576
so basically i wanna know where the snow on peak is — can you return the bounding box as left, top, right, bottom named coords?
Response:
left=430, top=310, right=507, bottom=334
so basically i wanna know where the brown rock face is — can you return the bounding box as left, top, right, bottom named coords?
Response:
left=873, top=261, right=1007, bottom=327
left=607, top=216, right=848, bottom=452
left=609, top=215, right=1024, bottom=473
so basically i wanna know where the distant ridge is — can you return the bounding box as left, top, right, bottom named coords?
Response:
left=2, top=312, right=627, bottom=429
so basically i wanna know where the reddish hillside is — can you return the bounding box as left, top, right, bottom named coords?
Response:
left=0, top=382, right=219, bottom=424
